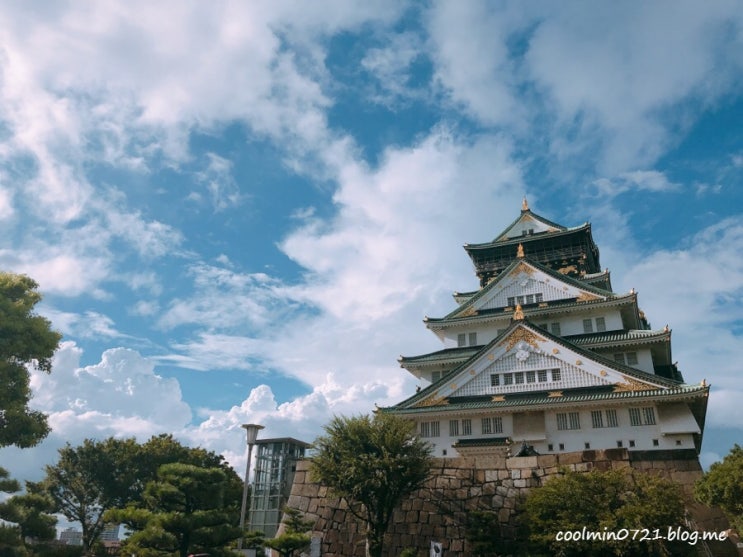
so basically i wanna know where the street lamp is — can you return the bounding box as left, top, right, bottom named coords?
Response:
left=237, top=423, right=264, bottom=551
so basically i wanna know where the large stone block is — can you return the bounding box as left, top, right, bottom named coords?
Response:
left=507, top=455, right=538, bottom=469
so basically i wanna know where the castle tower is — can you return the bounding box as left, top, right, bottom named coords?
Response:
left=383, top=202, right=708, bottom=459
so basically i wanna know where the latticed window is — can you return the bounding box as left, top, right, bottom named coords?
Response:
left=503, top=373, right=513, bottom=385
left=643, top=407, right=656, bottom=425
left=449, top=420, right=459, bottom=436
left=552, top=369, right=561, bottom=381
left=606, top=409, right=619, bottom=427
left=515, top=372, right=524, bottom=384
left=583, top=319, right=594, bottom=333
left=490, top=374, right=500, bottom=387
left=550, top=322, right=561, bottom=335
left=526, top=371, right=536, bottom=383
left=557, top=412, right=580, bottom=430
left=462, top=419, right=472, bottom=435
left=629, top=408, right=642, bottom=426
left=469, top=332, right=478, bottom=346
left=481, top=416, right=503, bottom=434
left=536, top=293, right=544, bottom=302
left=457, top=333, right=466, bottom=347
left=420, top=421, right=441, bottom=437
left=626, top=352, right=638, bottom=365
left=538, top=369, right=548, bottom=382
left=596, top=317, right=606, bottom=332
left=591, top=410, right=604, bottom=428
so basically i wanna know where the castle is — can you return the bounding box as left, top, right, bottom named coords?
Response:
left=383, top=199, right=708, bottom=460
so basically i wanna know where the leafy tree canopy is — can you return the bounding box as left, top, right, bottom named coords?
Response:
left=106, top=463, right=242, bottom=557
left=523, top=468, right=693, bottom=557
left=310, top=413, right=432, bottom=557
left=38, top=434, right=241, bottom=553
left=0, top=467, right=57, bottom=557
left=0, top=272, right=62, bottom=448
left=695, top=444, right=743, bottom=534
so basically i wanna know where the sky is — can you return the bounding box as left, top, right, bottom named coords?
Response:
left=0, top=1, right=742, bottom=484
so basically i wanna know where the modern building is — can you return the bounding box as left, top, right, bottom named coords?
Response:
left=384, top=200, right=708, bottom=459
left=248, top=437, right=311, bottom=537
left=59, top=527, right=83, bottom=546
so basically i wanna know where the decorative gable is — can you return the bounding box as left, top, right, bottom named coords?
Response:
left=414, top=323, right=669, bottom=406
left=454, top=261, right=605, bottom=317
left=495, top=212, right=563, bottom=241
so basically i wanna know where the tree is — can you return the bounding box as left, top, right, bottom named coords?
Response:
left=695, top=444, right=743, bottom=533
left=106, top=463, right=242, bottom=557
left=0, top=272, right=62, bottom=449
left=263, top=508, right=314, bottom=557
left=0, top=467, right=57, bottom=557
left=523, top=468, right=693, bottom=556
left=310, top=413, right=433, bottom=557
left=39, top=434, right=242, bottom=553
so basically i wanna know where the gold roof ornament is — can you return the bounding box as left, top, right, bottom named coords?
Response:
left=513, top=303, right=524, bottom=320
left=522, top=196, right=529, bottom=211
left=516, top=243, right=525, bottom=258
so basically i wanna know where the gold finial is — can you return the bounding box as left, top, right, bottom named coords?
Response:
left=664, top=324, right=669, bottom=332
left=522, top=197, right=529, bottom=211
left=513, top=303, right=524, bottom=320
left=516, top=243, right=525, bottom=258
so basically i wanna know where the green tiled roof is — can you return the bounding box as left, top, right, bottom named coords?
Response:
left=399, top=346, right=480, bottom=366
left=465, top=220, right=589, bottom=250
left=567, top=329, right=670, bottom=347
left=383, top=384, right=709, bottom=414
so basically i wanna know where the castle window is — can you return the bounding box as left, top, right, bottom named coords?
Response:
left=462, top=419, right=472, bottom=436
left=548, top=444, right=553, bottom=451
left=614, top=353, right=625, bottom=364
left=557, top=412, right=580, bottom=430
left=514, top=372, right=524, bottom=384
left=626, top=352, right=638, bottom=365
left=629, top=407, right=656, bottom=426
left=536, top=293, right=544, bottom=303
left=653, top=439, right=659, bottom=447
left=526, top=371, right=536, bottom=383
left=507, top=297, right=515, bottom=306
left=490, top=374, right=500, bottom=387
left=617, top=440, right=623, bottom=448
left=525, top=294, right=534, bottom=304
left=550, top=322, right=561, bottom=335
left=591, top=410, right=604, bottom=428
left=469, top=332, right=478, bottom=346
left=595, top=317, right=606, bottom=332
left=583, top=319, right=594, bottom=333
left=538, top=369, right=548, bottom=382
left=629, top=440, right=636, bottom=448
left=457, top=333, right=466, bottom=347
left=503, top=373, right=514, bottom=385
left=559, top=443, right=565, bottom=450
left=584, top=442, right=591, bottom=449
left=643, top=407, right=656, bottom=425
left=420, top=421, right=440, bottom=437
left=551, top=369, right=562, bottom=382
left=592, top=409, right=619, bottom=428
left=481, top=416, right=503, bottom=434
left=432, top=371, right=441, bottom=383
left=606, top=409, right=619, bottom=427
left=449, top=420, right=459, bottom=436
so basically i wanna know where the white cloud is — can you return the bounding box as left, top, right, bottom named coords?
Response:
left=593, top=170, right=681, bottom=197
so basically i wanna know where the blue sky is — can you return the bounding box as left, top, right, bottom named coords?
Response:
left=1, top=1, right=742, bottom=481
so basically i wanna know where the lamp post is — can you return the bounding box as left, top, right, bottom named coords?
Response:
left=237, top=423, right=264, bottom=551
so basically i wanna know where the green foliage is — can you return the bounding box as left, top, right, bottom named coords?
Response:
left=39, top=434, right=242, bottom=552
left=106, top=463, right=242, bottom=557
left=310, top=413, right=433, bottom=557
left=465, top=510, right=502, bottom=556
left=695, top=444, right=743, bottom=533
left=0, top=467, right=56, bottom=557
left=523, top=468, right=693, bottom=556
left=263, top=508, right=314, bottom=557
left=0, top=272, right=62, bottom=449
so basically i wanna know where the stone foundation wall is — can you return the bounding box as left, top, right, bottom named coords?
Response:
left=284, top=448, right=738, bottom=557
